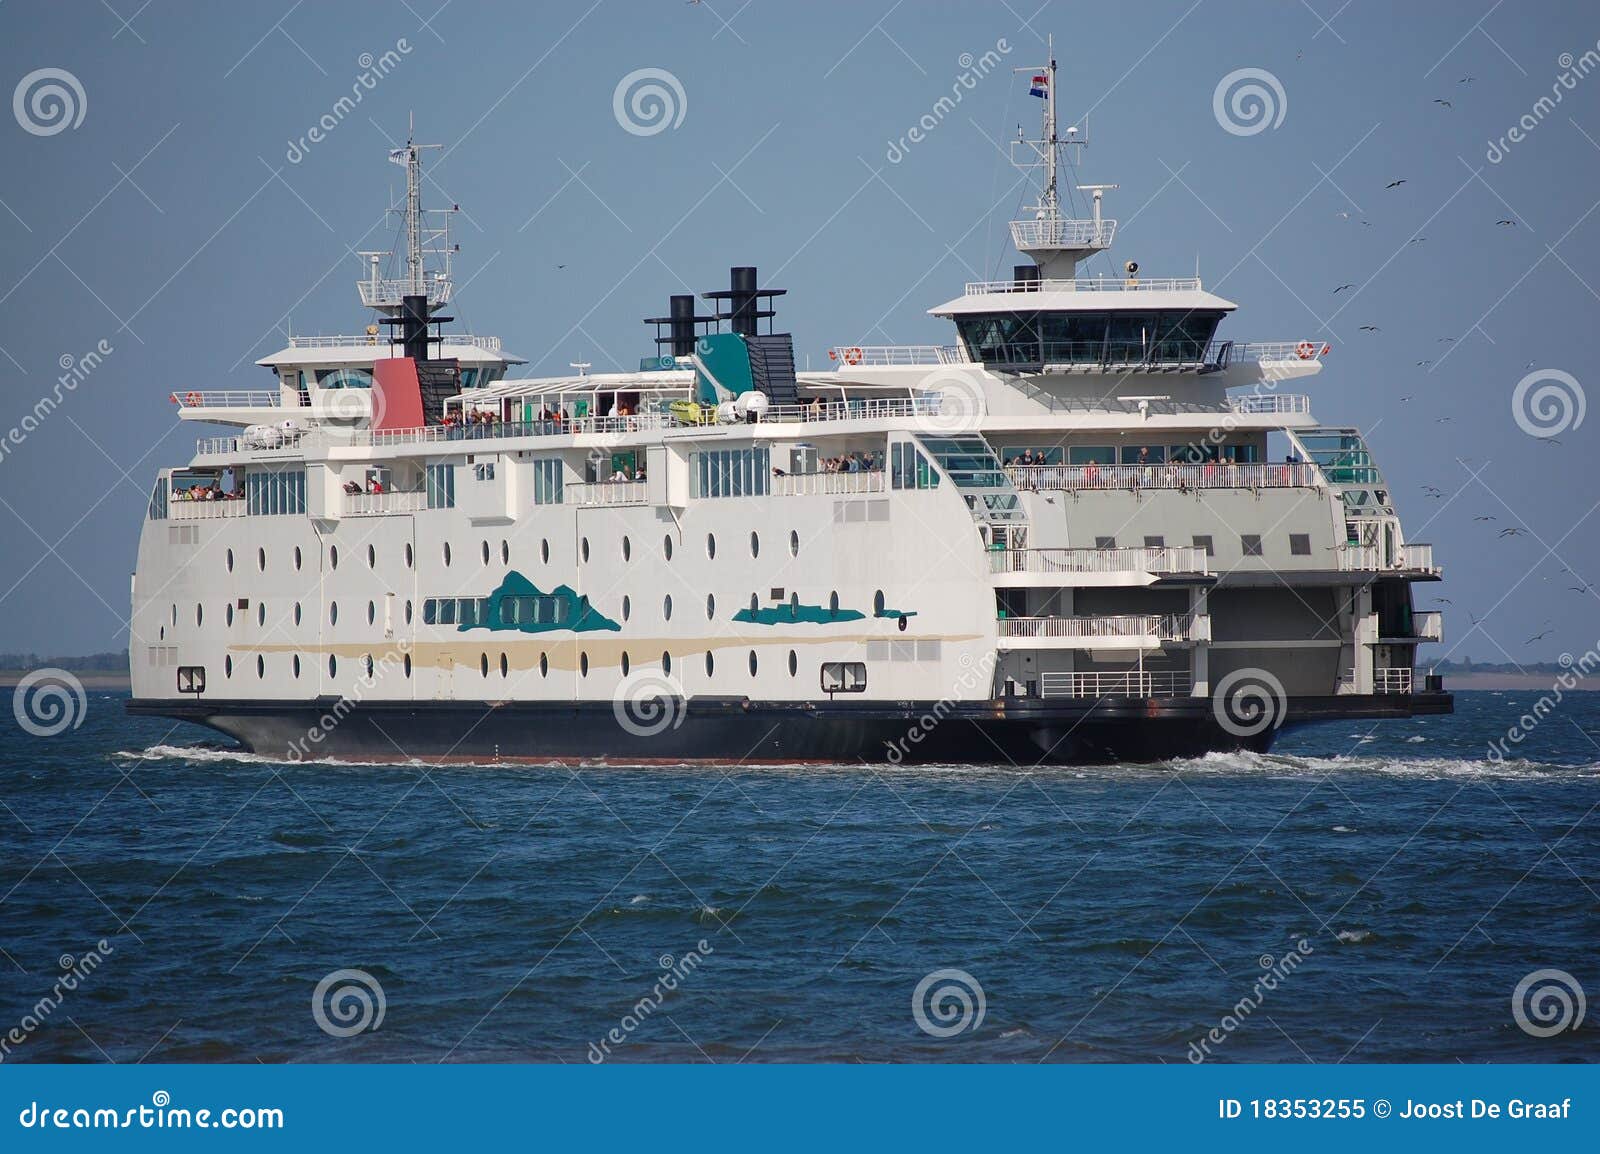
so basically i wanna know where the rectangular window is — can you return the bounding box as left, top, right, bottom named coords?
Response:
left=1069, top=446, right=1116, bottom=465
left=426, top=463, right=456, bottom=509
left=423, top=599, right=437, bottom=625
left=1241, top=534, right=1263, bottom=557
left=532, top=458, right=563, bottom=505
left=1193, top=534, right=1214, bottom=557
left=1143, top=535, right=1164, bottom=549
left=820, top=661, right=867, bottom=693
left=474, top=462, right=496, bottom=482
left=244, top=470, right=306, bottom=516
left=147, top=479, right=168, bottom=520
left=689, top=448, right=771, bottom=498
left=438, top=598, right=457, bottom=625
left=1289, top=533, right=1312, bottom=556
left=1095, top=536, right=1116, bottom=550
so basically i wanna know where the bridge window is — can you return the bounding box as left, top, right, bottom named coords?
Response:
left=314, top=367, right=373, bottom=389
left=890, top=442, right=941, bottom=490
left=691, top=448, right=770, bottom=498
left=532, top=458, right=563, bottom=505
left=1241, top=534, right=1263, bottom=557
left=147, top=479, right=167, bottom=520
left=1290, top=533, right=1312, bottom=556
left=426, top=463, right=456, bottom=509
left=245, top=469, right=306, bottom=515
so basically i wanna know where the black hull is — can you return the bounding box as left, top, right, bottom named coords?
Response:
left=126, top=693, right=1454, bottom=765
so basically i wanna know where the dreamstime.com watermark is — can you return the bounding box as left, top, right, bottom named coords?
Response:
left=1511, top=368, right=1584, bottom=439
left=1213, top=67, right=1286, bottom=136
left=1486, top=642, right=1600, bottom=762
left=16, top=1092, right=283, bottom=1131
left=285, top=641, right=411, bottom=760
left=1487, top=42, right=1600, bottom=164
left=613, top=68, right=686, bottom=137
left=0, top=941, right=114, bottom=1061
left=1511, top=968, right=1586, bottom=1038
left=885, top=39, right=1012, bottom=164
left=587, top=940, right=714, bottom=1062
left=1187, top=938, right=1314, bottom=1062
left=0, top=340, right=113, bottom=467
left=11, top=667, right=89, bottom=737
left=884, top=650, right=998, bottom=764
left=285, top=39, right=414, bottom=164
left=912, top=967, right=986, bottom=1038
left=13, top=67, right=86, bottom=136
left=312, top=968, right=386, bottom=1038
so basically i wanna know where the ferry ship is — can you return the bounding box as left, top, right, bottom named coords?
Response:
left=127, top=50, right=1451, bottom=763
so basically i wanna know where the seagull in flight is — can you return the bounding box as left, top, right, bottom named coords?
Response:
left=1498, top=527, right=1528, bottom=538
left=1460, top=76, right=1475, bottom=84
left=1409, top=236, right=1428, bottom=244
left=1472, top=515, right=1496, bottom=521
left=1333, top=283, right=1355, bottom=293
left=1437, top=336, right=1455, bottom=343
left=1359, top=325, right=1381, bottom=332
left=1434, top=597, right=1453, bottom=605
left=1526, top=627, right=1554, bottom=645
left=1433, top=98, right=1452, bottom=109
left=1385, top=179, right=1407, bottom=189
left=1496, top=219, right=1516, bottom=226
left=1399, top=394, right=1413, bottom=401
left=1415, top=359, right=1432, bottom=367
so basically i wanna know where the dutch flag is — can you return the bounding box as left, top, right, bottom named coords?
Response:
left=1029, top=74, right=1048, bottom=98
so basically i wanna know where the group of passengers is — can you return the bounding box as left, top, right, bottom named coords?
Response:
left=174, top=482, right=242, bottom=501
left=821, top=451, right=881, bottom=474
left=605, top=463, right=647, bottom=484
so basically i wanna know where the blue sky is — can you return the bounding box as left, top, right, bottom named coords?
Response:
left=0, top=0, right=1595, bottom=664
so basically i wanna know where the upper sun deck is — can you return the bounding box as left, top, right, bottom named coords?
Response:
left=931, top=275, right=1237, bottom=317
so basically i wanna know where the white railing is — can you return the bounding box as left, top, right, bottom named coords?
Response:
left=1237, top=341, right=1329, bottom=363
left=1413, top=611, right=1443, bottom=642
left=1229, top=394, right=1312, bottom=414
left=1337, top=543, right=1441, bottom=574
left=170, top=498, right=247, bottom=520
left=173, top=390, right=282, bottom=408
left=965, top=275, right=1200, bottom=295
left=1374, top=667, right=1414, bottom=694
left=1006, top=462, right=1321, bottom=492
left=998, top=613, right=1208, bottom=642
left=989, top=546, right=1209, bottom=576
left=343, top=490, right=427, bottom=516
left=1039, top=670, right=1192, bottom=698
left=827, top=345, right=968, bottom=366
left=567, top=481, right=649, bottom=507
left=762, top=397, right=942, bottom=423
left=287, top=332, right=502, bottom=352
left=1337, top=544, right=1383, bottom=571
left=1008, top=217, right=1118, bottom=250
left=770, top=470, right=887, bottom=497
left=1401, top=543, right=1438, bottom=573
left=195, top=434, right=310, bottom=456
left=357, top=278, right=452, bottom=310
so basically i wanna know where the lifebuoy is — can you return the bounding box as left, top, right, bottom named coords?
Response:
left=184, top=391, right=202, bottom=406
left=844, top=347, right=863, bottom=365
left=1295, top=341, right=1316, bottom=360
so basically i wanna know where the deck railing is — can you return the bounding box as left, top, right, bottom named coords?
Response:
left=1374, top=667, right=1414, bottom=694
left=965, top=275, right=1200, bottom=295
left=770, top=470, right=887, bottom=497
left=988, top=545, right=1209, bottom=576
left=1039, top=670, right=1192, bottom=699
left=173, top=390, right=282, bottom=408
left=343, top=490, right=427, bottom=516
left=567, top=481, right=649, bottom=507
left=169, top=499, right=248, bottom=520
left=287, top=333, right=502, bottom=351
left=1007, top=217, right=1118, bottom=250
left=1337, top=543, right=1441, bottom=574
left=827, top=345, right=968, bottom=366
left=1005, top=462, right=1321, bottom=492
left=997, top=613, right=1208, bottom=642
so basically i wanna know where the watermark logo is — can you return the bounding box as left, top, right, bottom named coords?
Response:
left=612, top=670, right=686, bottom=738
left=311, top=968, right=386, bottom=1038
left=12, top=668, right=87, bottom=737
left=1487, top=646, right=1600, bottom=762
left=1487, top=43, right=1600, bottom=163
left=13, top=68, right=86, bottom=136
left=912, top=369, right=985, bottom=436
left=1213, top=68, right=1286, bottom=136
left=1512, top=368, right=1584, bottom=439
left=0, top=940, right=114, bottom=1062
left=285, top=40, right=412, bottom=164
left=1512, top=968, right=1586, bottom=1037
left=587, top=940, right=713, bottom=1062
left=1188, top=939, right=1313, bottom=1061
left=1211, top=667, right=1287, bottom=738
left=613, top=68, right=686, bottom=137
left=912, top=967, right=986, bottom=1038
left=884, top=38, right=1011, bottom=163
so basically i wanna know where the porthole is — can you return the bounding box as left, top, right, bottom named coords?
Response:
left=706, top=593, right=716, bottom=620
left=368, top=544, right=376, bottom=569
left=622, top=536, right=632, bottom=562
left=293, top=654, right=301, bottom=679
left=170, top=604, right=177, bottom=626
left=540, top=538, right=550, bottom=564
left=294, top=546, right=303, bottom=571
left=749, top=650, right=758, bottom=676
left=293, top=602, right=302, bottom=626
left=257, top=654, right=265, bottom=679
left=257, top=602, right=265, bottom=627
left=499, top=652, right=508, bottom=678
left=788, top=649, right=798, bottom=677
left=874, top=590, right=885, bottom=616
left=196, top=604, right=203, bottom=626
left=225, top=655, right=233, bottom=678
left=790, top=591, right=800, bottom=615
left=329, top=601, right=338, bottom=626
left=404, top=543, right=414, bottom=569
left=258, top=546, right=266, bottom=572
left=581, top=537, right=590, bottom=563
left=898, top=615, right=908, bottom=632
left=481, top=653, right=489, bottom=678
left=662, top=651, right=672, bottom=675
left=749, top=593, right=759, bottom=615
left=705, top=651, right=714, bottom=677
left=706, top=533, right=716, bottom=560
left=404, top=600, right=413, bottom=624
left=443, top=542, right=452, bottom=567
left=403, top=653, right=412, bottom=678
left=539, top=652, right=549, bottom=678
left=159, top=626, right=164, bottom=640
left=367, top=600, right=376, bottom=625
left=750, top=531, right=760, bottom=558
left=829, top=591, right=839, bottom=618
left=329, top=545, right=338, bottom=570
left=501, top=540, right=510, bottom=565
left=789, top=530, right=799, bottom=557
left=621, top=651, right=631, bottom=677
left=329, top=654, right=337, bottom=677
left=663, top=594, right=673, bottom=621
left=482, top=540, right=491, bottom=566
left=580, top=652, right=589, bottom=677
left=226, top=603, right=234, bottom=626
left=663, top=534, right=673, bottom=561
left=622, top=596, right=632, bottom=622
left=364, top=654, right=374, bottom=679
left=226, top=548, right=234, bottom=572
